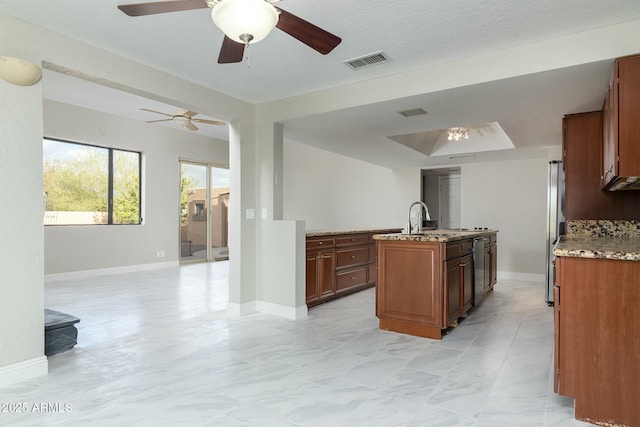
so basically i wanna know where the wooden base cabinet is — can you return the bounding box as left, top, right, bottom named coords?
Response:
left=377, top=236, right=481, bottom=340
left=487, top=234, right=497, bottom=290
left=306, top=230, right=400, bottom=308
left=554, top=256, right=640, bottom=427
left=306, top=237, right=336, bottom=306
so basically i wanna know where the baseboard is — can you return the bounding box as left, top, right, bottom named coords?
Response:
left=0, top=356, right=48, bottom=388
left=227, top=300, right=308, bottom=320
left=497, top=271, right=545, bottom=282
left=44, top=261, right=179, bottom=283
left=226, top=301, right=257, bottom=317
left=256, top=301, right=308, bottom=320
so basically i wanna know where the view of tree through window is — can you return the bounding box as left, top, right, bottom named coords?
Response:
left=43, top=138, right=141, bottom=225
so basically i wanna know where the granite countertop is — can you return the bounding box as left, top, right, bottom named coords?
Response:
left=553, top=235, right=640, bottom=261
left=372, top=229, right=498, bottom=243
left=306, top=228, right=402, bottom=237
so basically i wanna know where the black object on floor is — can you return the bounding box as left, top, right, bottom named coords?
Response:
left=44, top=308, right=80, bottom=356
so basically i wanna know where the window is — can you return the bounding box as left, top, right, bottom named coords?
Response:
left=43, top=138, right=141, bottom=225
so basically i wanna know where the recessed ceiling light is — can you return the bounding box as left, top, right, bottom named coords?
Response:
left=398, top=108, right=428, bottom=118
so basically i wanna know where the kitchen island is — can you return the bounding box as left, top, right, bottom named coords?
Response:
left=553, top=222, right=640, bottom=427
left=373, top=229, right=497, bottom=339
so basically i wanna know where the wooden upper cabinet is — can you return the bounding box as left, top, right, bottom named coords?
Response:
left=563, top=111, right=640, bottom=219
left=602, top=54, right=640, bottom=190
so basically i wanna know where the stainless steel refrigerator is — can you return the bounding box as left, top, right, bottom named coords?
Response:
left=545, top=160, right=564, bottom=305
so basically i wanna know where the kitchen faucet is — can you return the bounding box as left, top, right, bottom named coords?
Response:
left=407, top=201, right=431, bottom=234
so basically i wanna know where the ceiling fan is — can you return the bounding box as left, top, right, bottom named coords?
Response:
left=141, top=108, right=225, bottom=131
left=117, top=0, right=342, bottom=64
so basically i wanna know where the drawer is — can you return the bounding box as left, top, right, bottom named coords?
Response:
left=446, top=239, right=473, bottom=259
left=336, top=234, right=368, bottom=247
left=336, top=247, right=369, bottom=268
left=336, top=267, right=368, bottom=291
left=306, top=237, right=335, bottom=250
left=446, top=242, right=461, bottom=260
left=459, top=239, right=473, bottom=255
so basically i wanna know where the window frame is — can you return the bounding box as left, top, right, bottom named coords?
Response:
left=43, top=137, right=142, bottom=226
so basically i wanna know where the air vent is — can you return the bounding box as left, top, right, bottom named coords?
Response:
left=398, top=108, right=428, bottom=118
left=344, top=51, right=391, bottom=70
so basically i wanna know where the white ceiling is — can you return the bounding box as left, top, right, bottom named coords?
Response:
left=3, top=0, right=640, bottom=167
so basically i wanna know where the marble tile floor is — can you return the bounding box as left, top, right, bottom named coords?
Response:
left=0, top=262, right=595, bottom=427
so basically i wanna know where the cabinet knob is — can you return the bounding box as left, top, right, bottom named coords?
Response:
left=318, top=242, right=323, bottom=245
left=351, top=238, right=356, bottom=241
left=351, top=255, right=356, bottom=259
left=351, top=276, right=355, bottom=280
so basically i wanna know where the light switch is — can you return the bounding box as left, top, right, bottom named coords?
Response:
left=246, top=209, right=255, bottom=220
left=261, top=208, right=268, bottom=219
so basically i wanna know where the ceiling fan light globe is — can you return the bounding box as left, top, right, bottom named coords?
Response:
left=212, top=0, right=279, bottom=45
left=0, top=56, right=42, bottom=86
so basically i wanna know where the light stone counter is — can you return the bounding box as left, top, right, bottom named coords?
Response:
left=554, top=220, right=640, bottom=261
left=306, top=228, right=401, bottom=237
left=372, top=229, right=497, bottom=243
left=553, top=235, right=640, bottom=261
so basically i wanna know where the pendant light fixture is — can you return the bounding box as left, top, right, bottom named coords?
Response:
left=447, top=127, right=470, bottom=141
left=211, top=0, right=279, bottom=45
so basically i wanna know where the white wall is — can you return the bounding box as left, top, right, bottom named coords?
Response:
left=284, top=141, right=549, bottom=276
left=0, top=15, right=47, bottom=384
left=461, top=157, right=548, bottom=276
left=283, top=141, right=418, bottom=231
left=43, top=100, right=229, bottom=275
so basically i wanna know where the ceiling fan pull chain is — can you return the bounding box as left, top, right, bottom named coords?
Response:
left=245, top=42, right=251, bottom=68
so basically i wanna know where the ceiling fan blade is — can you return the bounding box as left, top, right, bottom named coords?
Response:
left=145, top=119, right=173, bottom=123
left=192, top=118, right=226, bottom=126
left=186, top=121, right=199, bottom=131
left=182, top=110, right=199, bottom=118
left=118, top=0, right=208, bottom=17
left=275, top=8, right=341, bottom=55
left=218, top=36, right=245, bottom=64
left=140, top=108, right=173, bottom=117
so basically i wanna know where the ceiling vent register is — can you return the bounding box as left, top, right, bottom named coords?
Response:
left=344, top=51, right=391, bottom=70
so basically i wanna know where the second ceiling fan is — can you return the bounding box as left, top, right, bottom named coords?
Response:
left=118, top=0, right=342, bottom=64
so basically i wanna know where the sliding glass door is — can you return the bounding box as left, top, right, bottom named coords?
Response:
left=179, top=161, right=229, bottom=263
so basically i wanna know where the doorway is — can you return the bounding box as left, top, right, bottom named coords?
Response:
left=422, top=167, right=461, bottom=229
left=180, top=161, right=230, bottom=263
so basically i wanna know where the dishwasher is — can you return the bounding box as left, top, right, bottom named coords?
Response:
left=472, top=237, right=487, bottom=306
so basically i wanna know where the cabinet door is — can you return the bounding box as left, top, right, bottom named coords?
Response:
left=489, top=244, right=497, bottom=287
left=306, top=251, right=320, bottom=304
left=319, top=251, right=336, bottom=298
left=618, top=55, right=640, bottom=177
left=445, top=258, right=461, bottom=326
left=483, top=245, right=492, bottom=293
left=602, top=81, right=616, bottom=187
left=554, top=284, right=560, bottom=393
left=461, top=253, right=474, bottom=314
